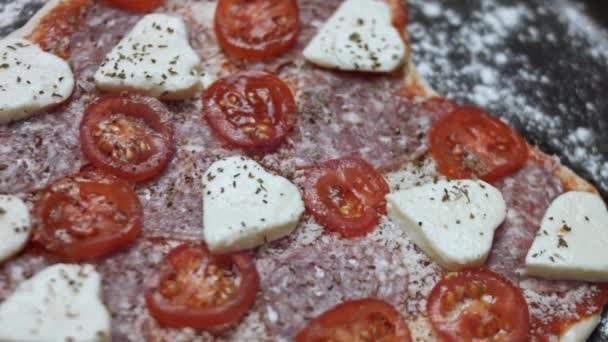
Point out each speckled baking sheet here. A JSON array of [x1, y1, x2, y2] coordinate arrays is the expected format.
[[1, 0, 607, 340]]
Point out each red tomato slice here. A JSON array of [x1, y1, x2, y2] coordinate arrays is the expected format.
[[203, 71, 296, 152], [145, 243, 259, 329], [303, 157, 390, 238], [102, 0, 164, 12], [295, 298, 412, 342], [80, 95, 174, 182], [427, 269, 530, 342], [32, 171, 142, 261], [214, 0, 299, 60], [24, 0, 91, 58], [429, 106, 528, 182]]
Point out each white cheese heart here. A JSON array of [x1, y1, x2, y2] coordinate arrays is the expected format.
[[203, 156, 305, 253], [0, 38, 74, 124], [386, 179, 507, 270], [525, 191, 608, 282], [0, 264, 111, 342], [0, 195, 31, 263], [95, 13, 202, 100], [303, 0, 406, 73]]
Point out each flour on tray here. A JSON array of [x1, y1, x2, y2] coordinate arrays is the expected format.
[[408, 0, 608, 196]]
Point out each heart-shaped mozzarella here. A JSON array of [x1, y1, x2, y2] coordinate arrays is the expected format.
[[95, 14, 202, 100], [386, 179, 506, 270], [0, 264, 111, 341], [0, 195, 31, 263], [203, 156, 305, 253], [525, 191, 608, 282], [0, 38, 74, 124], [303, 0, 406, 73]]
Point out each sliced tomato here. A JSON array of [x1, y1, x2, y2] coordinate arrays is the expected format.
[[215, 0, 299, 60], [203, 71, 296, 152], [145, 243, 259, 329], [427, 269, 530, 342], [80, 95, 174, 182], [303, 157, 390, 238], [32, 171, 142, 261], [102, 0, 164, 12], [295, 298, 412, 342], [429, 106, 528, 182], [24, 0, 91, 58]]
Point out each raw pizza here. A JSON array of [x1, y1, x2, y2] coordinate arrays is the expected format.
[[0, 0, 607, 341]]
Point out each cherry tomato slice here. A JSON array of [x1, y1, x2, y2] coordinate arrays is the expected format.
[[145, 243, 259, 329], [215, 0, 299, 60], [429, 106, 528, 182], [80, 95, 174, 182], [102, 0, 164, 12], [303, 157, 390, 238], [203, 71, 296, 152], [427, 269, 530, 342], [32, 171, 142, 261], [24, 0, 91, 58], [295, 298, 412, 342]]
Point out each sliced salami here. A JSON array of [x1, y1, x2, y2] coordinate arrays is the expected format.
[[257, 236, 409, 340], [488, 160, 607, 340]]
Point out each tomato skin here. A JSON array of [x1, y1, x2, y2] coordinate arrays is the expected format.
[[303, 157, 390, 238], [214, 0, 300, 60], [103, 0, 164, 12], [427, 269, 530, 342], [24, 0, 91, 58], [295, 298, 412, 342], [145, 243, 259, 329], [80, 94, 174, 182], [32, 171, 142, 261], [429, 106, 528, 182], [203, 71, 296, 152]]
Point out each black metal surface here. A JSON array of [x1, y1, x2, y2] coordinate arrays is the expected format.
[[1, 0, 607, 340], [406, 0, 608, 200]]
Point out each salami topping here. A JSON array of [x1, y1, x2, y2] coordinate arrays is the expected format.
[[488, 161, 608, 340], [282, 74, 434, 169], [257, 237, 409, 340]]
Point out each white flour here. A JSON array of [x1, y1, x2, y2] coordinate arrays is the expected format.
[[0, 0, 41, 30], [409, 0, 608, 196]]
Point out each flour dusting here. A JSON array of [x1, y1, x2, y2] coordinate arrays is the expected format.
[[408, 0, 608, 197], [0, 0, 42, 35]]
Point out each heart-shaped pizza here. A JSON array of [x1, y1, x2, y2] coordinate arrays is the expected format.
[[0, 0, 606, 341]]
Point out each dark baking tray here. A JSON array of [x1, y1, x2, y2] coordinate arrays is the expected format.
[[1, 0, 607, 340]]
